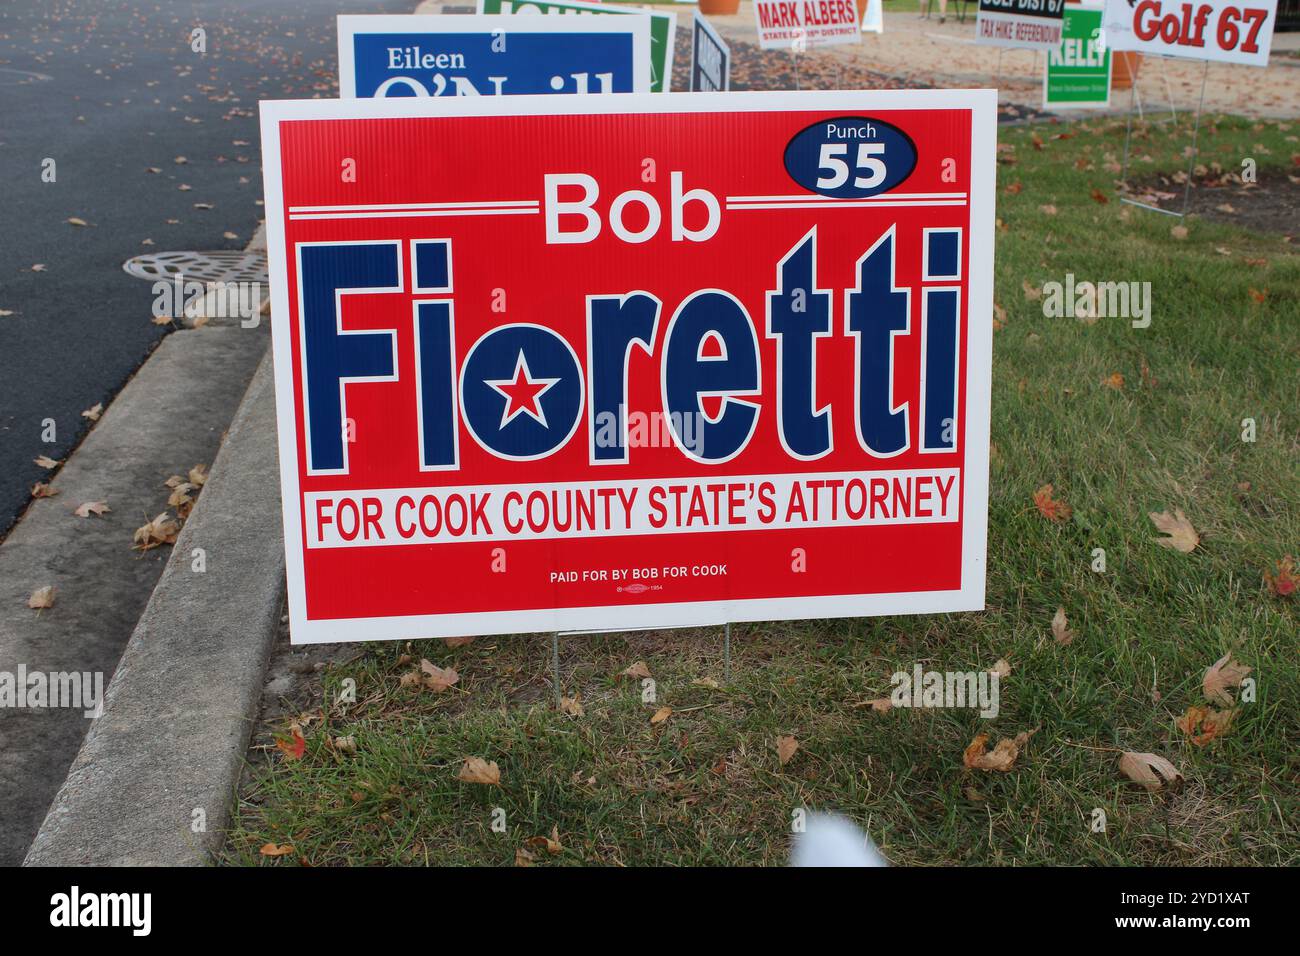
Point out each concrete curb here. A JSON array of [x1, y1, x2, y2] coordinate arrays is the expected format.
[[0, 323, 268, 865], [25, 348, 286, 866]]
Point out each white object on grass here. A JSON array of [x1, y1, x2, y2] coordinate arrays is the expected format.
[[791, 813, 889, 867]]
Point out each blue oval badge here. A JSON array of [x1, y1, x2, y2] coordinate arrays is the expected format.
[[784, 117, 917, 199]]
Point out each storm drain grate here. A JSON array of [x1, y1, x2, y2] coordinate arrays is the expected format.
[[122, 250, 268, 285]]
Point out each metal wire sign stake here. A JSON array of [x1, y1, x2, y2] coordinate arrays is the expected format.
[[1104, 0, 1278, 189], [1118, 57, 1210, 219]]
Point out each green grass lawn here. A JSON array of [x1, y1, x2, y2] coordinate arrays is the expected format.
[[224, 114, 1298, 867]]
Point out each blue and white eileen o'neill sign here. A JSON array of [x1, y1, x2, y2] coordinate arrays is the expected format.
[[337, 14, 652, 97]]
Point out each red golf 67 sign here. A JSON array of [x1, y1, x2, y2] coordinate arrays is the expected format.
[[1102, 0, 1277, 67], [259, 91, 996, 643]]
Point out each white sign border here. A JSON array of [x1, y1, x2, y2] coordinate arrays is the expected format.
[[259, 89, 997, 644], [337, 13, 653, 98]]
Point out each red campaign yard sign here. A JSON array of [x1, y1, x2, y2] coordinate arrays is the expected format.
[[259, 91, 997, 644]]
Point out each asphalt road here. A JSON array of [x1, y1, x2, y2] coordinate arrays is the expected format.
[[0, 0, 410, 538]]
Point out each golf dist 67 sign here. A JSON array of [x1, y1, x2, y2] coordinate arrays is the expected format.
[[259, 91, 996, 643]]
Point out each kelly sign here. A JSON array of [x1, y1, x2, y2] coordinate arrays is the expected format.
[[1101, 0, 1276, 67], [976, 0, 1066, 50], [1044, 1, 1110, 109], [477, 0, 676, 92], [337, 15, 651, 97], [691, 12, 730, 92], [753, 0, 862, 50], [259, 90, 996, 643]]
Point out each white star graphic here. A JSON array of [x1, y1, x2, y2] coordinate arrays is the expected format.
[[484, 350, 560, 430]]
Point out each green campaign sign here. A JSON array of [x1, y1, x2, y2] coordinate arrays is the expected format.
[[477, 0, 677, 93], [1043, 1, 1110, 109]]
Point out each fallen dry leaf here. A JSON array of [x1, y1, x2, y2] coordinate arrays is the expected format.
[[1202, 653, 1252, 706], [74, 501, 111, 518], [34, 455, 60, 469], [81, 403, 103, 421], [776, 735, 800, 766], [133, 512, 180, 550], [275, 723, 306, 760], [1051, 607, 1075, 645], [1264, 555, 1296, 598], [31, 482, 58, 499], [457, 756, 500, 785], [1033, 484, 1072, 522], [649, 706, 672, 725], [1103, 372, 1124, 390], [28, 585, 56, 610], [1039, 203, 1058, 215], [558, 694, 584, 717], [1170, 225, 1189, 240], [1118, 752, 1184, 791], [867, 697, 893, 713], [1149, 509, 1199, 553], [962, 730, 1035, 772], [1022, 280, 1043, 302], [1089, 188, 1109, 204], [259, 843, 294, 857], [621, 661, 652, 680], [418, 659, 459, 692], [444, 636, 474, 648], [67, 217, 89, 227], [1175, 705, 1236, 746], [514, 847, 535, 866], [691, 676, 720, 689], [167, 484, 195, 509], [990, 658, 1012, 678], [188, 463, 209, 486], [331, 734, 357, 755], [526, 826, 563, 856]]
